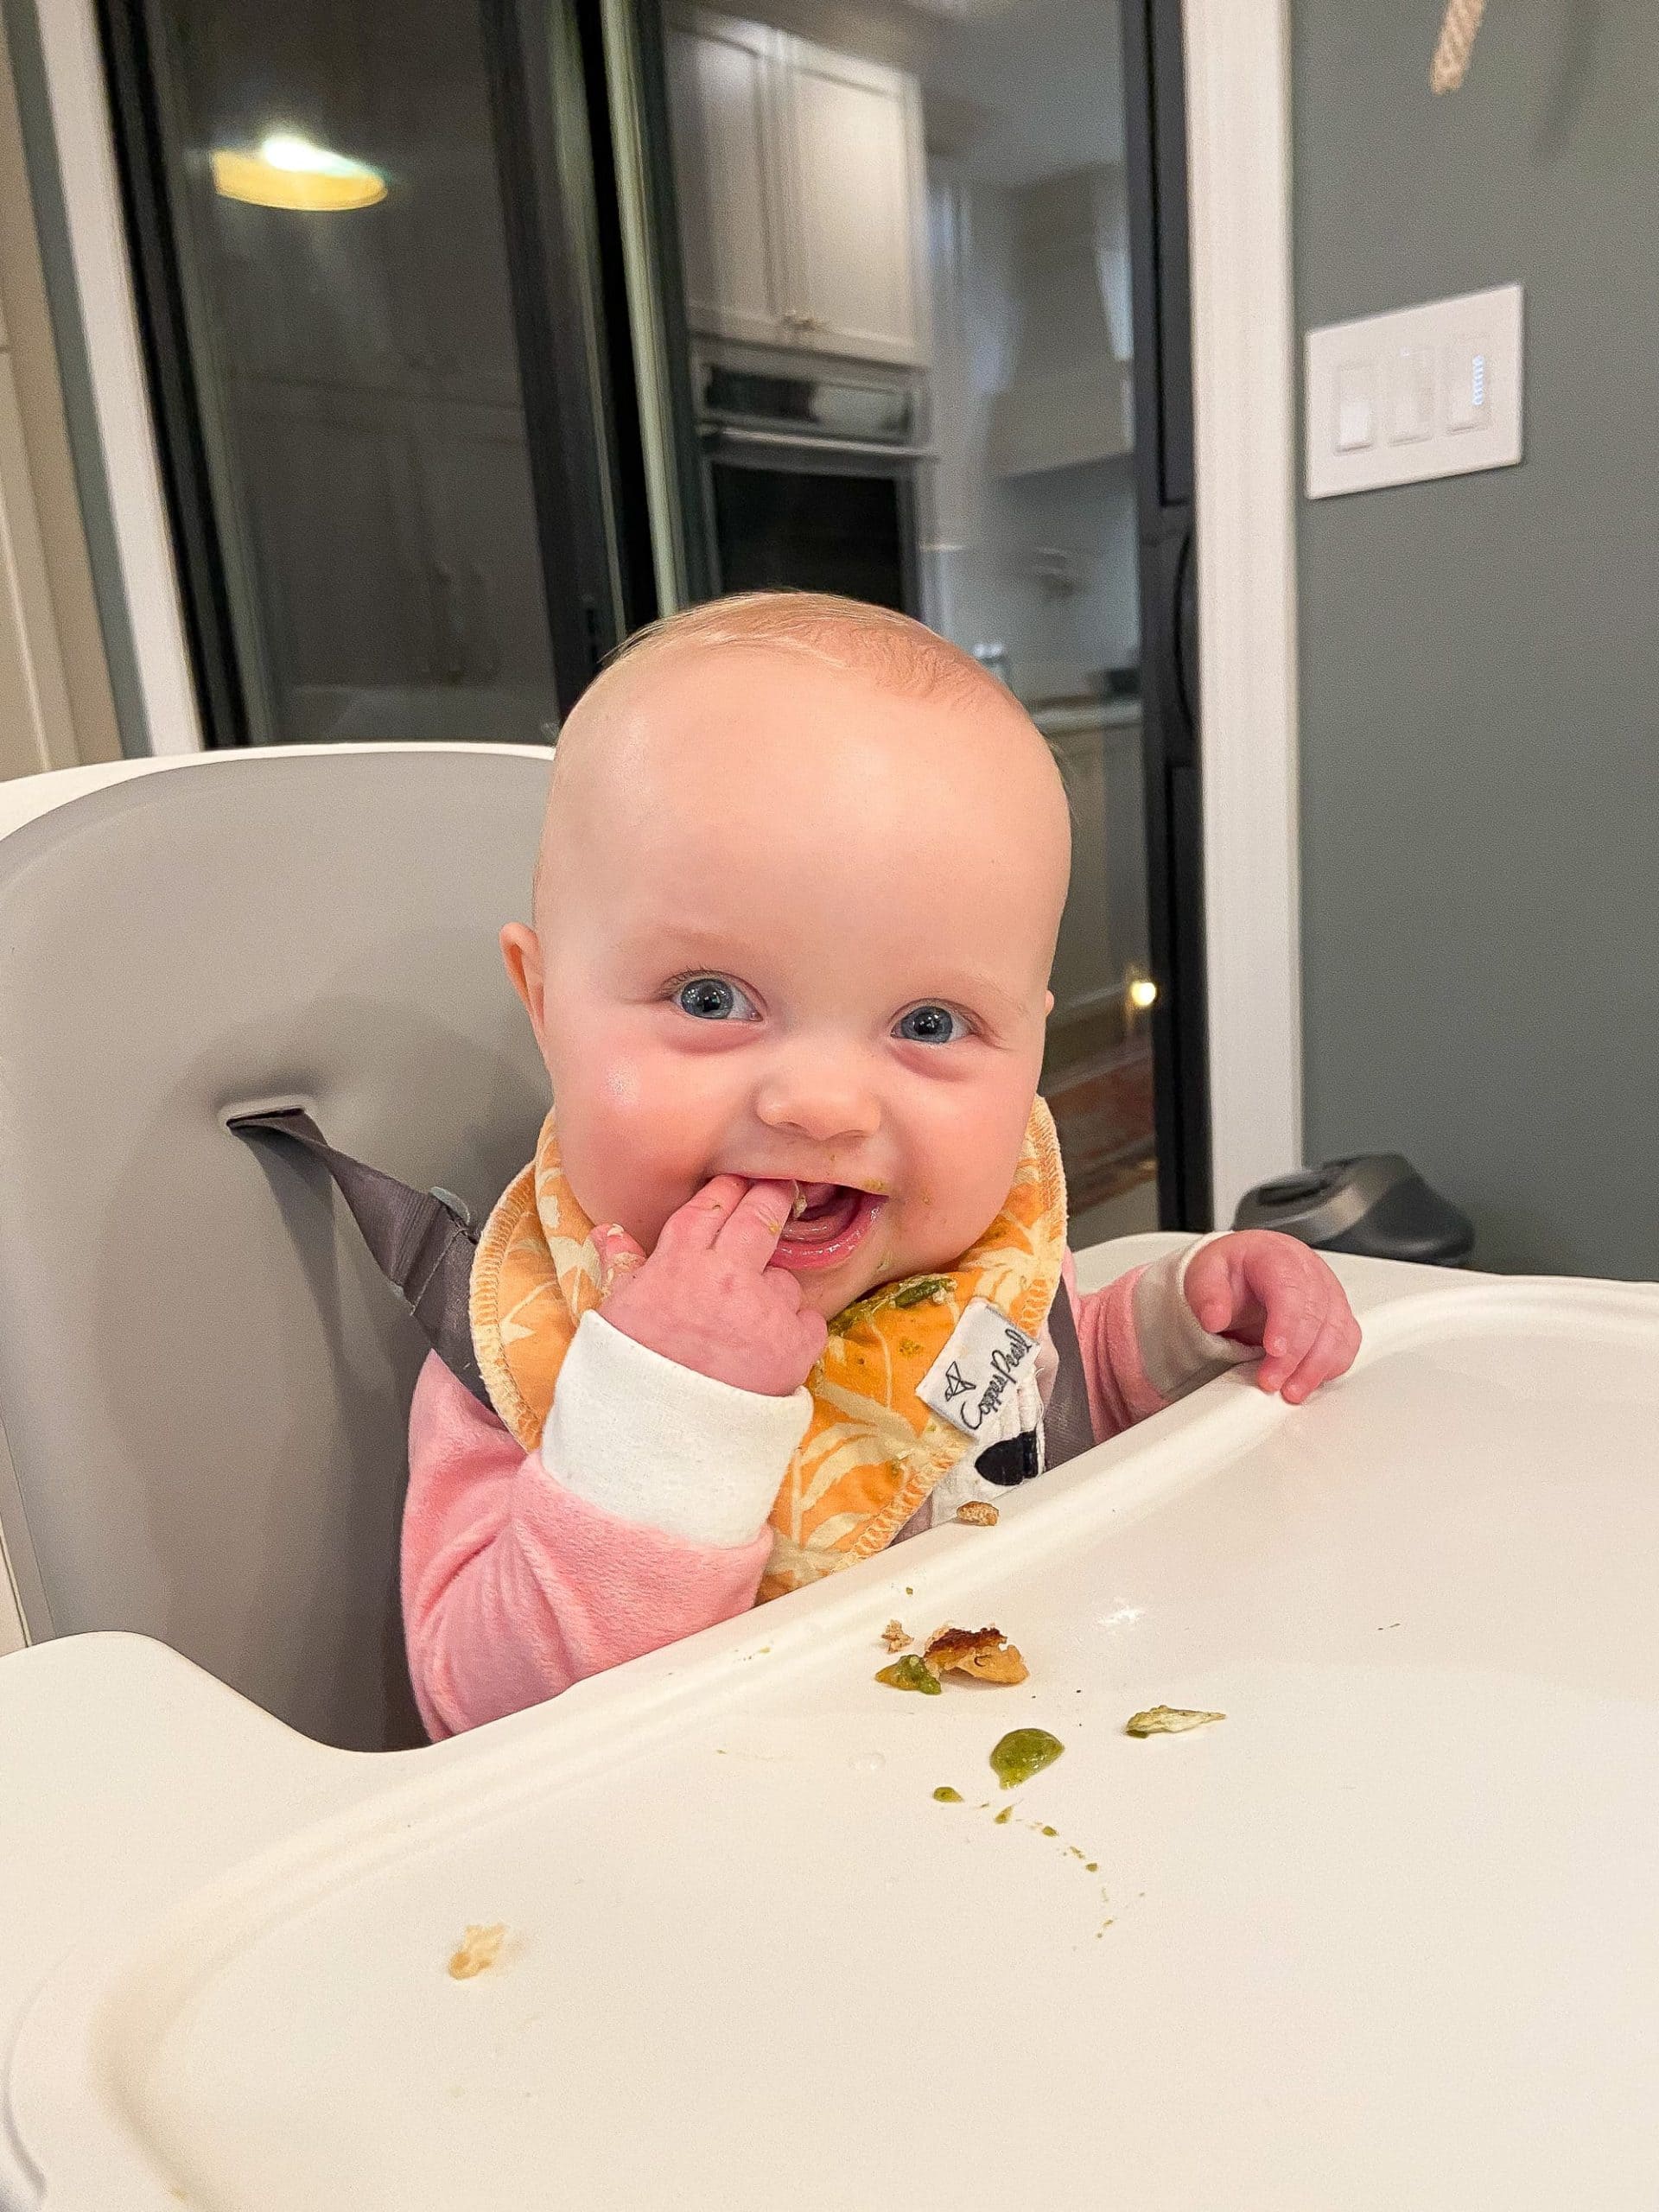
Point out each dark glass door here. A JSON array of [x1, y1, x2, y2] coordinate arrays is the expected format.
[[98, 0, 627, 746]]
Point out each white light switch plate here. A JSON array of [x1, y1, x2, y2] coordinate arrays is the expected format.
[[1305, 283, 1523, 500]]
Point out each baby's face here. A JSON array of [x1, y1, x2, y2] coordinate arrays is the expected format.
[[505, 643, 1070, 1317]]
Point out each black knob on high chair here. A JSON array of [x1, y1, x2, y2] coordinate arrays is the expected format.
[[1232, 1153, 1474, 1267]]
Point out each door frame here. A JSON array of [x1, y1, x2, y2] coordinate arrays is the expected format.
[[1122, 0, 1208, 1231], [1181, 0, 1303, 1221], [20, 0, 201, 753]]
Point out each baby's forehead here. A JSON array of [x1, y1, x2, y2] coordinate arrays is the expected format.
[[540, 630, 1065, 898]]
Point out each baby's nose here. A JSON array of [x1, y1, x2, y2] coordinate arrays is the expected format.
[[753, 1056, 881, 1146]]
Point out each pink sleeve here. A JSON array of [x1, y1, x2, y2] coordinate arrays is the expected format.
[[1065, 1243, 1255, 1444], [1063, 1251, 1170, 1442], [401, 1356, 771, 1739]]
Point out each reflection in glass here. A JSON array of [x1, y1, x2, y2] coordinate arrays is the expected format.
[[141, 1, 562, 747]]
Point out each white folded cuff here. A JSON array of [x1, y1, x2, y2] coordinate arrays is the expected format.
[[538, 1311, 812, 1548], [1131, 1237, 1256, 1403]]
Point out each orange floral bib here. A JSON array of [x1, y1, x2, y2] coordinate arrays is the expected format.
[[470, 1101, 1067, 1599]]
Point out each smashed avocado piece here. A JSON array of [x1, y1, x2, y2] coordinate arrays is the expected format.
[[989, 1727, 1065, 1789], [830, 1275, 950, 1337], [932, 1785, 963, 1802], [877, 1655, 941, 1694], [1125, 1705, 1225, 1736]]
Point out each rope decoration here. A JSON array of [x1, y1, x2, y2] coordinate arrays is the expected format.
[[1432, 0, 1488, 93]]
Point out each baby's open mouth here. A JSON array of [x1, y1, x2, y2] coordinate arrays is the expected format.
[[772, 1181, 885, 1272]]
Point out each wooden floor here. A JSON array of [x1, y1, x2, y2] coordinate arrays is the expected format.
[[1045, 1036, 1156, 1217]]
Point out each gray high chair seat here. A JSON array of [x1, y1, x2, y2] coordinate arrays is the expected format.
[[0, 747, 551, 1749]]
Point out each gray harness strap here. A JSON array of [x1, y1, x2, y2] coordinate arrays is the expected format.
[[231, 1112, 1100, 1467], [1042, 1282, 1096, 1469], [230, 1107, 487, 1405]]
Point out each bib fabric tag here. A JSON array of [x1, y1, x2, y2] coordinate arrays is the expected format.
[[917, 1299, 1039, 1440]]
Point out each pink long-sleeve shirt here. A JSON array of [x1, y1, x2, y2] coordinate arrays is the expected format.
[[404, 1243, 1249, 1738]]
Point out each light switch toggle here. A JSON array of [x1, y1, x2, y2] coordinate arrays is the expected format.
[[1446, 334, 1490, 432], [1335, 361, 1376, 453], [1389, 344, 1436, 444]]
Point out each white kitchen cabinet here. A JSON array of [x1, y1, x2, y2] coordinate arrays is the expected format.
[[1037, 701, 1149, 1059], [668, 14, 791, 350], [784, 44, 925, 365], [232, 378, 556, 744], [669, 10, 928, 367], [233, 384, 434, 696], [420, 403, 561, 693]]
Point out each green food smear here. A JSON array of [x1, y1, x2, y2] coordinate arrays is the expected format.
[[932, 1785, 963, 1803], [990, 1727, 1065, 1789], [877, 1655, 941, 1694], [830, 1276, 951, 1336], [994, 1806, 1014, 1825]]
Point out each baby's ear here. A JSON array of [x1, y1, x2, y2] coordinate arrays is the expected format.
[[499, 923, 546, 1043]]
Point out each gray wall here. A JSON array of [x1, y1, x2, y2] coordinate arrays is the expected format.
[[1291, 1, 1659, 1277]]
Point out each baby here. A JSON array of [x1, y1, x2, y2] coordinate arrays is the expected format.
[[403, 593, 1359, 1738]]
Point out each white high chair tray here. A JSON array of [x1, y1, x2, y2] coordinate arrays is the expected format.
[[9, 1273, 1659, 2209]]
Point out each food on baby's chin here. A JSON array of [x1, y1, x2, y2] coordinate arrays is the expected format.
[[924, 1625, 1027, 1685], [989, 1727, 1065, 1789], [447, 1923, 507, 1980], [876, 1654, 942, 1694], [954, 1500, 1000, 1527], [1124, 1705, 1225, 1736], [880, 1618, 912, 1653]]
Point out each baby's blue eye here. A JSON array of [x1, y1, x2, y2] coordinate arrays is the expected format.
[[894, 1003, 967, 1046], [677, 975, 758, 1022]]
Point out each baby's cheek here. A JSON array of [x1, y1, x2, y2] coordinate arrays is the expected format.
[[590, 1064, 734, 1224]]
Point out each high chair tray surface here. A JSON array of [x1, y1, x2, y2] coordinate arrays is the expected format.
[[4, 1265, 1659, 2209]]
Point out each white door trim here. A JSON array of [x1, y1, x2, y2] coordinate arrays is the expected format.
[[1182, 0, 1303, 1223], [32, 0, 201, 755]]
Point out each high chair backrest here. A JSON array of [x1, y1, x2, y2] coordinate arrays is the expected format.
[[0, 747, 550, 1748]]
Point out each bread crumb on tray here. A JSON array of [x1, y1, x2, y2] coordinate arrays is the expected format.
[[924, 1625, 1028, 1685], [1124, 1706, 1225, 1736], [448, 1923, 508, 1980]]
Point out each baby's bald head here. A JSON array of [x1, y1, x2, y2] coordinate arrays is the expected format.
[[532, 591, 1068, 938]]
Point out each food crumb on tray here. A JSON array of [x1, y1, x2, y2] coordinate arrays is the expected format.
[[1124, 1706, 1226, 1736], [990, 1727, 1065, 1789], [448, 1923, 508, 1980], [876, 1654, 942, 1694], [954, 1500, 999, 1526], [880, 1618, 912, 1652], [924, 1624, 1027, 1684]]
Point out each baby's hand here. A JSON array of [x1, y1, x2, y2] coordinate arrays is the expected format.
[[1184, 1230, 1361, 1404], [593, 1177, 828, 1398]]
